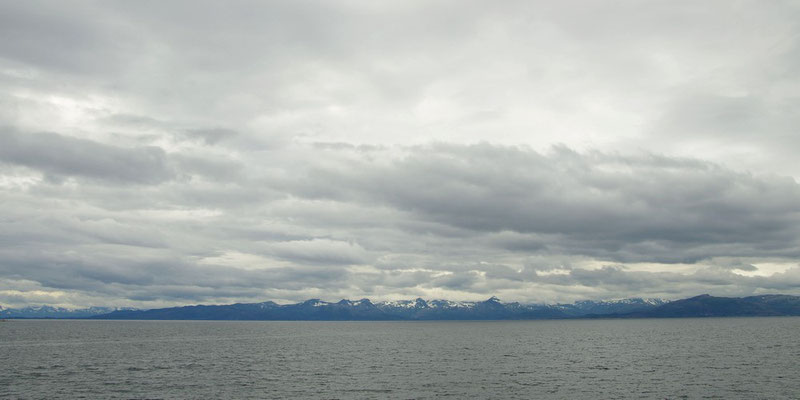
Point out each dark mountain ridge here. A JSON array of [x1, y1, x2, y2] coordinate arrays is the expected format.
[[599, 294, 800, 318], [0, 305, 133, 319], [5, 294, 798, 320], [88, 294, 800, 320]]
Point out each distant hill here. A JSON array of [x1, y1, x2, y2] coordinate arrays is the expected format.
[[0, 305, 133, 319], [602, 294, 800, 318]]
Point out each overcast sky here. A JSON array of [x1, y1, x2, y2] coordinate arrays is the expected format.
[[1, 0, 799, 308]]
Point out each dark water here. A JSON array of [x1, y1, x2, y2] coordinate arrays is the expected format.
[[1, 318, 798, 399]]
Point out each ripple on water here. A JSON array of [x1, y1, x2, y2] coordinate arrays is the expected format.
[[2, 318, 800, 399]]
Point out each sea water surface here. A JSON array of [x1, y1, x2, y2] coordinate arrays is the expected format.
[[2, 318, 798, 399]]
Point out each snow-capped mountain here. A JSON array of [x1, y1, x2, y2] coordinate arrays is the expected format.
[[9, 295, 799, 320], [91, 296, 673, 320], [375, 298, 478, 310], [555, 298, 670, 316]]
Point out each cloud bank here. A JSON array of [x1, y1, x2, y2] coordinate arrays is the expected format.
[[1, 0, 799, 307]]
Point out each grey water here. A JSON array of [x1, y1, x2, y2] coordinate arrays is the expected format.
[[1, 318, 798, 399]]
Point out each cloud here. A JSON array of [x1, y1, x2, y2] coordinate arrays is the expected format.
[[0, 1, 139, 76], [0, 1, 799, 307], [2, 140, 798, 306], [277, 143, 800, 263], [181, 128, 237, 145], [0, 128, 174, 184], [268, 238, 372, 266]]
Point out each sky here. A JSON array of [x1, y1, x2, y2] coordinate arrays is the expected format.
[[1, 0, 799, 308]]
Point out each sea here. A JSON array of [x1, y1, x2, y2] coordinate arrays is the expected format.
[[1, 317, 798, 399]]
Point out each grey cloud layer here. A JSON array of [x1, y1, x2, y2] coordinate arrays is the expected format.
[[0, 128, 173, 183], [1, 1, 799, 307], [279, 144, 800, 263], [1, 138, 799, 306], [3, 1, 798, 169]]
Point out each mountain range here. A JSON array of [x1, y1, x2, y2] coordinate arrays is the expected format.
[[598, 294, 800, 318], [3, 295, 798, 320], [0, 305, 133, 319]]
